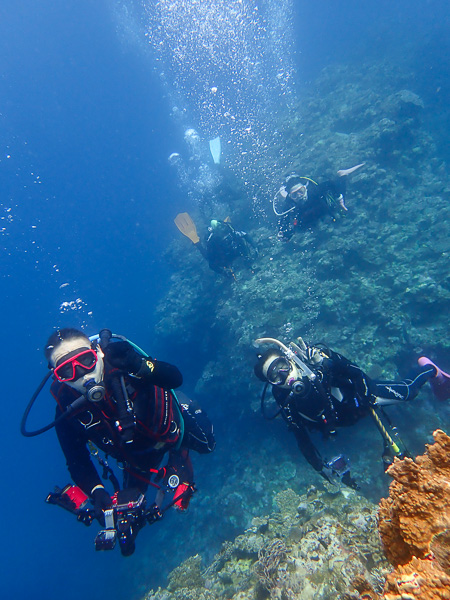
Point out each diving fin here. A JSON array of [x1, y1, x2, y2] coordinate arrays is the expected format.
[[209, 136, 221, 164], [174, 213, 200, 244], [418, 357, 450, 401], [337, 163, 365, 177]]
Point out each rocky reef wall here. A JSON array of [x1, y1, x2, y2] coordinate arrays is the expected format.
[[145, 485, 389, 600], [142, 432, 450, 600], [155, 59, 449, 505], [144, 59, 450, 595], [156, 60, 449, 419]]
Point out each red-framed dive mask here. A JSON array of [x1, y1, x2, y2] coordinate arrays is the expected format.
[[54, 348, 98, 382]]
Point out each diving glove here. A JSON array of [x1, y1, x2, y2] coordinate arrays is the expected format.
[[106, 341, 154, 377], [296, 337, 324, 366], [341, 471, 360, 491], [106, 341, 142, 373], [91, 485, 112, 525]]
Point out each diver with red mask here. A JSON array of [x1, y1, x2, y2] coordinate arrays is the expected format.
[[23, 327, 215, 555]]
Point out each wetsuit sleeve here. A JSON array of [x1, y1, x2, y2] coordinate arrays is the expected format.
[[166, 448, 194, 484], [289, 420, 324, 472], [273, 387, 324, 472], [325, 349, 372, 403], [316, 178, 346, 206], [244, 233, 257, 249], [177, 392, 216, 454], [237, 231, 257, 254], [144, 360, 183, 389], [277, 211, 294, 240], [208, 261, 228, 275], [55, 411, 102, 496]]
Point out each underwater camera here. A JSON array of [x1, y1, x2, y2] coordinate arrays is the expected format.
[[326, 454, 350, 477], [95, 489, 147, 556], [47, 486, 163, 556]]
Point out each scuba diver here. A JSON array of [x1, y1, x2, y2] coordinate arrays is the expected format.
[[254, 335, 450, 490], [273, 163, 364, 241], [175, 212, 257, 279], [22, 328, 215, 556]]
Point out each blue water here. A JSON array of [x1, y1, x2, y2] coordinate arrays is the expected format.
[[1, 1, 449, 598]]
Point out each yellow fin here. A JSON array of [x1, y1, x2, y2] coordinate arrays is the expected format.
[[174, 212, 200, 244]]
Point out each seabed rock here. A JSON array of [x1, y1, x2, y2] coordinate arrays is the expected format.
[[144, 486, 389, 600], [147, 59, 450, 600]]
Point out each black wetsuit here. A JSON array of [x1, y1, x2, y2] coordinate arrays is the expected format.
[[277, 178, 346, 239], [198, 222, 255, 275], [271, 347, 436, 473], [52, 351, 215, 496]]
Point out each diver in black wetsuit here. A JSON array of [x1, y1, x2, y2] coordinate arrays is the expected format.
[[44, 328, 215, 555], [198, 219, 257, 278], [254, 336, 450, 489], [273, 164, 364, 240]]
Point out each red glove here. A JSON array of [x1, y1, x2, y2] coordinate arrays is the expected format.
[[173, 482, 195, 511]]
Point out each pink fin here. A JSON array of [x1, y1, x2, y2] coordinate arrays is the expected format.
[[418, 357, 450, 401]]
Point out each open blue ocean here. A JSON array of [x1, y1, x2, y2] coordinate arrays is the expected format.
[[1, 1, 449, 599]]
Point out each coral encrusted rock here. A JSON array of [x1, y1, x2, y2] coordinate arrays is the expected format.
[[377, 430, 450, 599], [382, 556, 450, 600], [378, 429, 450, 566]]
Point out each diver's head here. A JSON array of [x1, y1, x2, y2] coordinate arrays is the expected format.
[[209, 219, 229, 235], [285, 174, 308, 203], [45, 328, 105, 401], [254, 349, 293, 386]]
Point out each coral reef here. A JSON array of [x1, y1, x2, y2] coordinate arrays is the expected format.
[[142, 58, 449, 597], [141, 435, 450, 600], [156, 60, 449, 439], [144, 486, 390, 600], [376, 430, 450, 600], [168, 556, 205, 592], [382, 557, 450, 600], [378, 429, 450, 565]]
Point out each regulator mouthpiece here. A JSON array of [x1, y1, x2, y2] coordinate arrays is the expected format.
[[292, 380, 306, 394], [85, 379, 105, 402]]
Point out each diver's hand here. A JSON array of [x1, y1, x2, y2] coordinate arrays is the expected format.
[[341, 471, 360, 491], [106, 341, 143, 374], [91, 486, 112, 525], [277, 232, 291, 243], [296, 338, 323, 366], [337, 193, 348, 211], [307, 347, 324, 366], [296, 337, 309, 361], [319, 466, 335, 485], [320, 464, 360, 491]]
